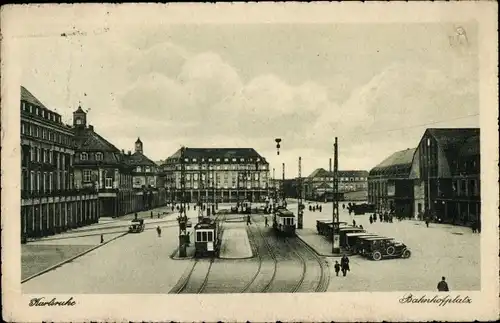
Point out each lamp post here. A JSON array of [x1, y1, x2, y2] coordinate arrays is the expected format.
[[177, 146, 188, 258], [282, 162, 285, 207], [297, 156, 303, 229], [332, 137, 340, 254], [427, 138, 432, 221]]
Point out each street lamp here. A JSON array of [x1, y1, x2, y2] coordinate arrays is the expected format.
[[275, 138, 282, 155]]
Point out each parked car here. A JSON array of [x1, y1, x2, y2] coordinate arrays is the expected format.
[[362, 237, 411, 260], [128, 218, 145, 233]]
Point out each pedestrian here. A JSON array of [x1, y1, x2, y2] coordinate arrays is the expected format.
[[247, 215, 251, 226], [100, 234, 104, 244], [342, 204, 345, 209], [319, 205, 322, 212], [341, 254, 350, 277], [352, 219, 356, 227], [369, 215, 373, 224], [265, 215, 269, 227], [425, 218, 429, 228], [471, 221, 477, 233], [437, 276, 449, 292], [156, 226, 162, 237], [151, 211, 153, 219], [373, 214, 376, 223], [334, 261, 341, 276]]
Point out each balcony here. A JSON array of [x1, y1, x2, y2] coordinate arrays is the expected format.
[[21, 188, 97, 199]]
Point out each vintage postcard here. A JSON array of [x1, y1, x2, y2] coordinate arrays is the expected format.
[[1, 2, 498, 322]]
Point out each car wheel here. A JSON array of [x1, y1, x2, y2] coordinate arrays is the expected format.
[[386, 246, 395, 256], [402, 249, 411, 258], [372, 251, 382, 261]]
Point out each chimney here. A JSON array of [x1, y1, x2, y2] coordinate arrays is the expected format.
[[122, 149, 125, 154], [128, 150, 131, 155], [88, 125, 94, 131]]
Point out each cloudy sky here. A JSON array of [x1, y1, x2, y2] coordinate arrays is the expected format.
[[18, 16, 479, 177]]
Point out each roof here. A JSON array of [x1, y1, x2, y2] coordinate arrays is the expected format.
[[73, 127, 123, 165], [135, 137, 142, 143], [166, 147, 267, 162], [426, 128, 480, 159], [21, 86, 49, 110], [369, 148, 416, 177], [126, 152, 157, 167], [307, 168, 369, 178]]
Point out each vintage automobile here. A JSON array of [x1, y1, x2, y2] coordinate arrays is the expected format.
[[344, 232, 379, 250], [352, 235, 387, 254], [362, 237, 412, 260], [338, 227, 366, 247], [128, 218, 145, 233]]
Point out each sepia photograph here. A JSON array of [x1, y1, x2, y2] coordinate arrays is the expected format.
[[1, 2, 498, 322]]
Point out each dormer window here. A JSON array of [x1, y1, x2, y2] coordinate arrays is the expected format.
[[232, 158, 236, 162], [193, 158, 197, 162], [137, 166, 142, 172], [216, 158, 220, 162], [240, 158, 244, 162], [81, 152, 88, 160], [95, 152, 103, 161], [145, 166, 150, 172], [224, 158, 228, 162], [29, 105, 33, 113], [208, 158, 213, 162], [256, 158, 260, 162], [75, 118, 82, 125]]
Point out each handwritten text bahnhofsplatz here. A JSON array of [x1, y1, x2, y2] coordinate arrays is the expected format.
[[399, 294, 472, 307]]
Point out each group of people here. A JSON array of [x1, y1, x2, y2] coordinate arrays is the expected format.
[[369, 212, 394, 224], [334, 255, 351, 277], [309, 204, 322, 212]]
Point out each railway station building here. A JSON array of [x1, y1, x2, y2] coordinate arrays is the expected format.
[[20, 86, 99, 239], [409, 128, 480, 225], [368, 148, 417, 219], [161, 147, 270, 203]]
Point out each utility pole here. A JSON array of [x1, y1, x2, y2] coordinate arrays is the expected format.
[[272, 167, 276, 211], [282, 162, 285, 207], [332, 138, 340, 254], [297, 157, 303, 229]]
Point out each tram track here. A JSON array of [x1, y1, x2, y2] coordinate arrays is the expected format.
[[172, 212, 226, 294]]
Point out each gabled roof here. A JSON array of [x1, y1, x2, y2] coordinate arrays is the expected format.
[[167, 147, 266, 162], [369, 148, 417, 177], [73, 127, 123, 165], [127, 152, 157, 167], [426, 128, 480, 160], [20, 86, 49, 110]]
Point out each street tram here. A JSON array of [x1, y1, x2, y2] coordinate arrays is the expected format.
[[273, 207, 296, 236], [194, 217, 221, 257]]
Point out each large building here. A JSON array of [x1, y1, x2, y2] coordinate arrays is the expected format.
[[304, 169, 369, 201], [72, 107, 137, 217], [409, 128, 480, 224], [161, 148, 270, 203], [368, 128, 481, 226], [126, 138, 167, 210], [368, 148, 417, 218], [20, 86, 99, 239]]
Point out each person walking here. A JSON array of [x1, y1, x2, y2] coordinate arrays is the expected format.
[[265, 215, 269, 227], [369, 215, 373, 224], [247, 215, 252, 226], [425, 218, 429, 228], [156, 226, 162, 238], [352, 219, 356, 227], [100, 234, 104, 244], [341, 254, 350, 277], [437, 277, 449, 292], [334, 261, 341, 276]]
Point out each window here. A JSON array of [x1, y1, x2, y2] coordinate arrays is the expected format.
[[145, 166, 150, 172], [36, 147, 40, 162], [81, 152, 88, 160], [208, 158, 213, 162], [240, 158, 244, 162], [232, 158, 236, 162], [186, 174, 191, 180], [105, 177, 113, 188], [49, 173, 53, 191], [216, 158, 220, 162], [21, 123, 25, 134], [35, 126, 39, 137], [83, 170, 91, 182], [30, 171, 35, 191], [95, 152, 103, 161], [137, 166, 142, 172], [194, 174, 198, 180], [30, 147, 35, 161]]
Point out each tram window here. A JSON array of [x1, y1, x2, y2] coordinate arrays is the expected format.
[[197, 232, 202, 242], [207, 231, 213, 242], [202, 232, 208, 242]]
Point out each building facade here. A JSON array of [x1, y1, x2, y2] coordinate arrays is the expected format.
[[72, 107, 135, 217], [409, 128, 480, 224], [127, 138, 167, 210], [20, 86, 99, 239], [368, 148, 416, 218], [304, 169, 369, 201], [162, 148, 270, 203]]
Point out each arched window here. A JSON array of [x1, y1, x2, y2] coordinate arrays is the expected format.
[[81, 152, 88, 161]]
